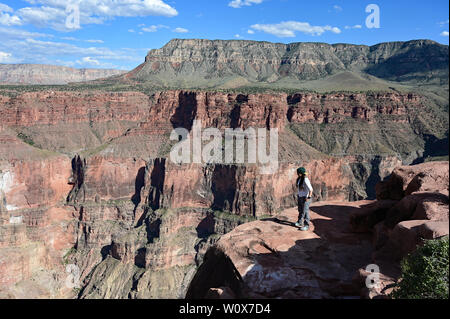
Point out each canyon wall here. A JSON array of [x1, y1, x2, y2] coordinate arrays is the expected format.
[[0, 88, 445, 298], [0, 90, 431, 163], [0, 90, 422, 128]]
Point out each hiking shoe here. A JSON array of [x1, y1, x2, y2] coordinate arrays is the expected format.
[[300, 226, 309, 231], [295, 222, 303, 227]]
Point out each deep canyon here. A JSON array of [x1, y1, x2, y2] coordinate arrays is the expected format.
[[0, 39, 448, 299]]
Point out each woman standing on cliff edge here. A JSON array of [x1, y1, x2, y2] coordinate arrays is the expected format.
[[295, 167, 313, 231]]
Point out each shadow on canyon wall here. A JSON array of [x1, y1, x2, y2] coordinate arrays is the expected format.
[[170, 92, 198, 131], [412, 133, 449, 164], [131, 166, 146, 211], [67, 155, 86, 203], [211, 165, 238, 213], [147, 158, 166, 211]]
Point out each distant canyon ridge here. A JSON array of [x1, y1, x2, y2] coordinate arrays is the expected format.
[[122, 38, 448, 90], [0, 64, 126, 85]]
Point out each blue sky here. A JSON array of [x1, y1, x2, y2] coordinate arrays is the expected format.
[[0, 0, 448, 70]]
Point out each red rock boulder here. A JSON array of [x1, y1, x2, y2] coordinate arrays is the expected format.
[[376, 161, 449, 200]]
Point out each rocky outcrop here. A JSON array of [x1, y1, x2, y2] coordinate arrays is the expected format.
[[376, 161, 449, 200], [188, 162, 449, 299], [0, 121, 376, 299], [0, 64, 126, 85], [351, 162, 449, 298], [186, 202, 374, 299]]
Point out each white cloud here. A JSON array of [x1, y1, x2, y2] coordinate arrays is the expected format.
[[2, 0, 178, 30], [77, 56, 100, 66], [0, 51, 13, 62], [173, 27, 188, 33], [439, 19, 449, 26], [12, 5, 101, 30], [60, 36, 104, 44], [0, 3, 22, 26], [86, 0, 177, 17], [247, 29, 254, 34], [0, 13, 21, 26], [235, 34, 241, 38], [73, 56, 122, 69], [17, 6, 65, 27], [142, 26, 157, 32], [441, 31, 449, 37], [86, 39, 104, 43], [141, 24, 167, 32], [128, 29, 135, 33], [0, 35, 145, 65], [333, 5, 343, 12], [0, 24, 146, 69], [0, 3, 13, 12], [0, 26, 51, 39], [250, 21, 342, 37], [344, 24, 362, 29], [229, 0, 263, 9]]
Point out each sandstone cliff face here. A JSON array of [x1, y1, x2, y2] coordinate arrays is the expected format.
[[0, 90, 422, 129], [0, 91, 150, 127], [65, 156, 356, 217], [0, 126, 76, 297], [0, 90, 431, 165], [1, 89, 436, 198], [0, 64, 126, 85]]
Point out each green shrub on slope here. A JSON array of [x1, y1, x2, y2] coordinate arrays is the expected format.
[[392, 237, 449, 299]]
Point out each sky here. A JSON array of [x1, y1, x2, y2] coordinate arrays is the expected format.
[[0, 0, 448, 70]]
